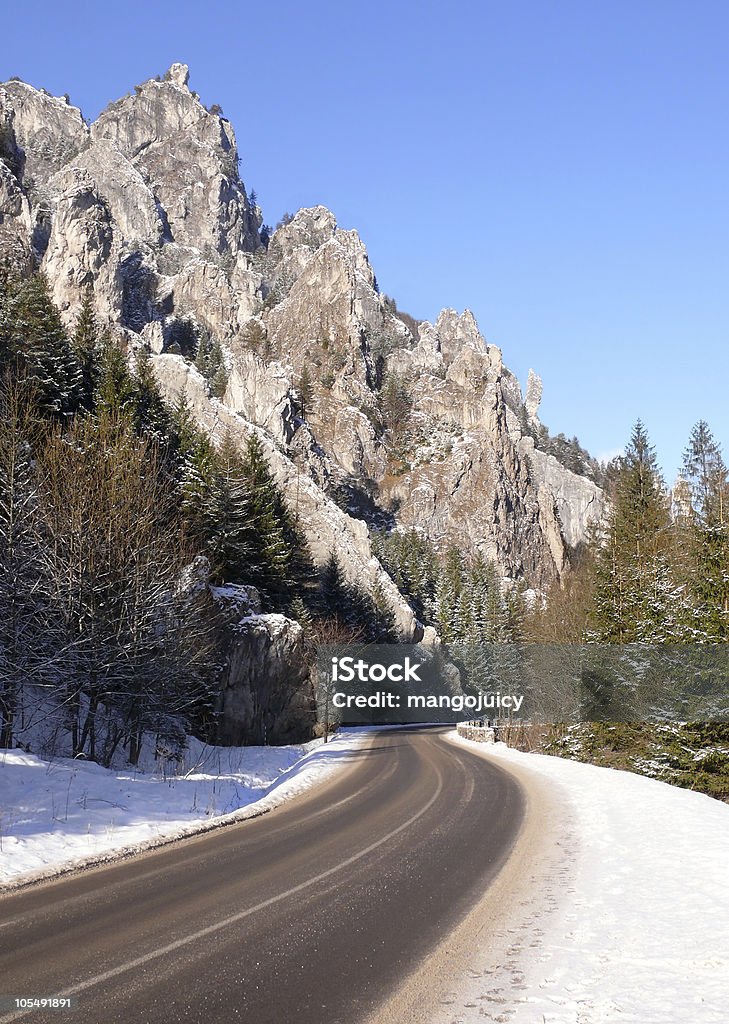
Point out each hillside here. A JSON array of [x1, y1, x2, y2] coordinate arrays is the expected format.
[[0, 63, 605, 614]]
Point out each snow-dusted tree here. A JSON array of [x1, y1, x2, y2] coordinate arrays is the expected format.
[[0, 375, 45, 747], [2, 272, 81, 417], [372, 528, 437, 623], [589, 421, 685, 642], [72, 291, 103, 411], [202, 431, 257, 584], [195, 332, 228, 398], [681, 420, 729, 638], [131, 346, 172, 444], [35, 410, 214, 762], [241, 432, 312, 606], [94, 333, 136, 416]]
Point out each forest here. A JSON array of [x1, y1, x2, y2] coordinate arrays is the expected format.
[[1, 263, 727, 795]]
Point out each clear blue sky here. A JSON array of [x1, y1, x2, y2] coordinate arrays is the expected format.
[[4, 0, 728, 481]]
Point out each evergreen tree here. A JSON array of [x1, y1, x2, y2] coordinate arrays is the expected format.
[[434, 547, 466, 643], [0, 375, 45, 747], [318, 551, 350, 619], [681, 421, 729, 638], [72, 292, 103, 411], [195, 332, 228, 398], [315, 551, 391, 641], [589, 421, 685, 642], [3, 273, 81, 416], [372, 528, 438, 623], [241, 433, 302, 604], [95, 334, 136, 416], [132, 347, 172, 443], [203, 432, 256, 584]]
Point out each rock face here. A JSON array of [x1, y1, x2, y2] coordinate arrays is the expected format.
[[210, 584, 315, 745], [0, 66, 607, 618]]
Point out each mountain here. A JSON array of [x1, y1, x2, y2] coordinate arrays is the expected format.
[[0, 63, 605, 638]]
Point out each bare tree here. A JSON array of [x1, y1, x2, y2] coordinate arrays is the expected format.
[[309, 615, 365, 742], [35, 410, 215, 763]]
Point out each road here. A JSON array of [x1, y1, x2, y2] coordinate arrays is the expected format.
[[0, 728, 525, 1024]]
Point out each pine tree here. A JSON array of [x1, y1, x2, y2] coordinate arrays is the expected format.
[[0, 375, 46, 747], [4, 273, 81, 416], [72, 292, 102, 411], [195, 332, 229, 398], [434, 547, 466, 643], [681, 421, 729, 638], [589, 421, 682, 642], [203, 432, 256, 583], [242, 433, 297, 603], [132, 347, 171, 443], [95, 334, 136, 415]]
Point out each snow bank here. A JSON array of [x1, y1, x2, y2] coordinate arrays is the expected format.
[[448, 732, 729, 1024], [0, 731, 365, 889]]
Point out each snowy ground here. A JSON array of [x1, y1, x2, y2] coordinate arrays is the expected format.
[[0, 730, 364, 889], [445, 732, 729, 1024]]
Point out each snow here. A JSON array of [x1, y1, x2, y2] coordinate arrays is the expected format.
[[447, 731, 729, 1024], [0, 730, 365, 889]]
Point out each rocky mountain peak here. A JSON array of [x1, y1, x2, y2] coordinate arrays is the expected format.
[[0, 80, 87, 187], [166, 62, 190, 89], [0, 66, 607, 626]]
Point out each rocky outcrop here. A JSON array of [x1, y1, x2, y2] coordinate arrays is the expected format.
[[91, 64, 259, 256], [521, 440, 604, 550], [150, 354, 420, 639], [0, 66, 606, 608], [210, 582, 315, 745], [0, 81, 87, 187]]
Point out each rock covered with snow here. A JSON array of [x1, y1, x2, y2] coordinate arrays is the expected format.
[[212, 597, 315, 746]]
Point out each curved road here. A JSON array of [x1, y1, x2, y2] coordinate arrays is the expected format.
[[0, 728, 524, 1024]]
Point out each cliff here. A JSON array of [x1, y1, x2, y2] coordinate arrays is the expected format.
[[0, 64, 606, 622]]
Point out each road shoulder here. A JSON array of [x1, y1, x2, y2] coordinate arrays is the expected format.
[[368, 730, 567, 1024]]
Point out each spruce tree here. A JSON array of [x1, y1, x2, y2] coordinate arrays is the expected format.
[[681, 421, 729, 638], [242, 433, 298, 604], [5, 273, 81, 416], [0, 375, 45, 747], [95, 334, 136, 416], [132, 347, 171, 443], [203, 432, 256, 584], [72, 292, 102, 411], [589, 421, 683, 642]]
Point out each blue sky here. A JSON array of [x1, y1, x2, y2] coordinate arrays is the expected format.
[[4, 0, 727, 480]]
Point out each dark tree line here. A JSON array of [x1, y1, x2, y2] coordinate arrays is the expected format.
[[0, 268, 402, 760]]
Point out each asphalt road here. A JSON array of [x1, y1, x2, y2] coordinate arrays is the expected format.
[[0, 728, 525, 1024]]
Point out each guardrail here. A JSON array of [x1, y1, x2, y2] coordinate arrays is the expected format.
[[456, 721, 496, 743]]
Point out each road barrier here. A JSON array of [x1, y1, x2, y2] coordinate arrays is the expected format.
[[456, 721, 495, 743]]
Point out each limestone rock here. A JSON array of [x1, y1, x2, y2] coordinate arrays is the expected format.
[[525, 368, 543, 421], [0, 66, 607, 610], [214, 610, 315, 745], [209, 581, 314, 745], [92, 67, 260, 255], [0, 81, 87, 187], [522, 439, 605, 550], [150, 354, 420, 639], [40, 167, 118, 319], [0, 162, 32, 267]]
